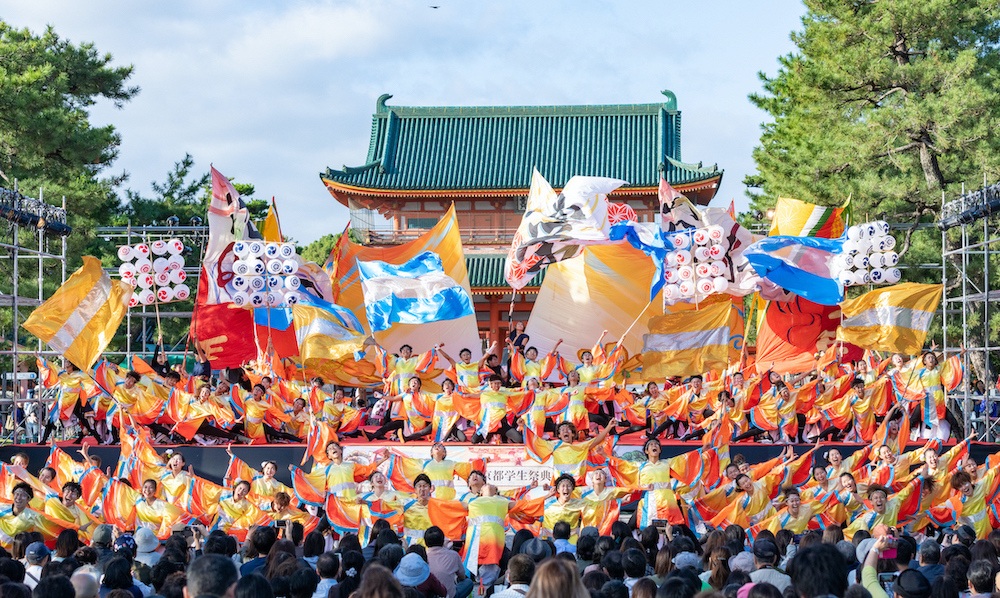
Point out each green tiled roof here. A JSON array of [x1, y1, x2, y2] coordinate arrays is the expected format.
[[466, 254, 544, 289], [322, 92, 721, 191]]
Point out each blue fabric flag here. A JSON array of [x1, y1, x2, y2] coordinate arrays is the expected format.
[[609, 221, 669, 300], [744, 235, 846, 305], [357, 251, 474, 332]]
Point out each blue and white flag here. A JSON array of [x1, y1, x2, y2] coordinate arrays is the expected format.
[[609, 221, 669, 301], [744, 235, 846, 305], [358, 251, 475, 332]]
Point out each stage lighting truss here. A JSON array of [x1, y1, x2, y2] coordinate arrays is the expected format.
[[0, 186, 71, 237], [937, 181, 1000, 231]]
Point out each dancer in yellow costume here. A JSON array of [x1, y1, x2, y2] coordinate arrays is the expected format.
[[388, 442, 483, 500]]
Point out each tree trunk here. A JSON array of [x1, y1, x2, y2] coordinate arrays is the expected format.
[[918, 140, 945, 189]]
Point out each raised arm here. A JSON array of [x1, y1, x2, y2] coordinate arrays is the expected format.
[[478, 341, 498, 369], [587, 420, 617, 452]]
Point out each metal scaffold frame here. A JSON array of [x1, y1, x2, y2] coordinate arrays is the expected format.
[[0, 185, 68, 444], [939, 181, 1000, 442]]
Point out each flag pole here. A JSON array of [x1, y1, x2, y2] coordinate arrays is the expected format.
[[618, 299, 653, 347]]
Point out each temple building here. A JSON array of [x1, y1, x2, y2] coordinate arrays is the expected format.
[[321, 91, 723, 344]]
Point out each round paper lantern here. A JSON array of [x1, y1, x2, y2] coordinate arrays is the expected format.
[[173, 284, 190, 300], [692, 229, 710, 245], [118, 263, 137, 279], [695, 263, 712, 278], [281, 259, 297, 275], [855, 269, 871, 285], [233, 241, 250, 259], [266, 292, 282, 307], [232, 276, 249, 291], [876, 220, 890, 236], [264, 243, 281, 259], [869, 268, 885, 283], [137, 273, 154, 288], [284, 292, 301, 305], [835, 254, 854, 270], [249, 276, 266, 291], [707, 225, 725, 242], [267, 276, 282, 290], [670, 234, 691, 250], [869, 253, 885, 268], [117, 246, 134, 261], [846, 226, 862, 241], [135, 258, 153, 274], [266, 259, 283, 275], [168, 269, 187, 285], [154, 271, 171, 286], [166, 255, 185, 270], [128, 295, 140, 308], [153, 257, 169, 273], [837, 270, 853, 287], [708, 244, 725, 259], [883, 235, 896, 251], [167, 239, 184, 255], [883, 251, 899, 267], [678, 281, 696, 297], [842, 240, 858, 255], [232, 260, 251, 276], [157, 287, 175, 302], [712, 277, 729, 293], [664, 284, 681, 300], [697, 278, 715, 294], [663, 268, 678, 283], [139, 290, 156, 305], [284, 276, 301, 290], [694, 247, 712, 262], [665, 252, 679, 267], [677, 265, 694, 280], [710, 261, 726, 277], [121, 274, 136, 286], [247, 241, 265, 258], [279, 244, 296, 259], [248, 259, 266, 276], [133, 243, 150, 258], [675, 250, 691, 265], [249, 292, 267, 307], [151, 240, 168, 256], [864, 222, 878, 238], [884, 268, 901, 284], [852, 254, 869, 269], [855, 238, 872, 255], [231, 291, 251, 307], [873, 237, 889, 252]]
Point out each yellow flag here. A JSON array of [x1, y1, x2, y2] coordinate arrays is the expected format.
[[836, 283, 943, 355], [261, 200, 282, 242], [22, 256, 133, 370], [769, 196, 847, 238], [642, 301, 731, 379]]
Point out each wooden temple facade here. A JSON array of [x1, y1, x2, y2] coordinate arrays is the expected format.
[[321, 91, 723, 345]]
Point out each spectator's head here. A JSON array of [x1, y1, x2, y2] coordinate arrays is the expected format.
[[24, 542, 49, 567], [789, 543, 848, 598], [55, 529, 81, 559], [729, 552, 755, 573], [302, 531, 324, 558], [378, 543, 405, 572], [656, 578, 696, 598], [505, 553, 535, 586], [944, 554, 970, 589], [970, 540, 998, 568], [602, 581, 629, 598], [749, 583, 784, 598], [896, 538, 915, 570], [967, 560, 997, 594], [823, 527, 844, 545], [289, 568, 320, 598], [928, 576, 958, 598], [752, 539, 779, 568], [251, 526, 278, 557], [73, 547, 97, 567], [844, 585, 872, 598], [892, 569, 933, 598], [583, 571, 611, 593], [528, 558, 589, 598], [955, 526, 976, 547], [92, 525, 113, 548], [233, 573, 271, 598], [358, 564, 403, 598], [203, 536, 228, 555], [602, 550, 624, 580], [623, 548, 647, 579], [725, 525, 747, 548], [519, 538, 552, 563], [33, 576, 74, 598], [150, 560, 184, 594], [919, 540, 941, 566], [577, 535, 597, 561], [837, 541, 858, 568], [185, 554, 238, 598], [423, 526, 445, 548], [852, 530, 871, 547], [374, 529, 401, 555], [71, 571, 99, 598], [336, 551, 364, 598], [632, 579, 657, 598], [553, 521, 572, 541], [317, 552, 340, 580]]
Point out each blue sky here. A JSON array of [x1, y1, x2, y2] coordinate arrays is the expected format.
[[6, 0, 806, 244]]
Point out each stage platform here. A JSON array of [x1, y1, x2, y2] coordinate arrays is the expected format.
[[1, 435, 989, 491]]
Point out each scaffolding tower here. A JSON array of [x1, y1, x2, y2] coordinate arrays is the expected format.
[[0, 185, 68, 443], [939, 182, 1000, 442]]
